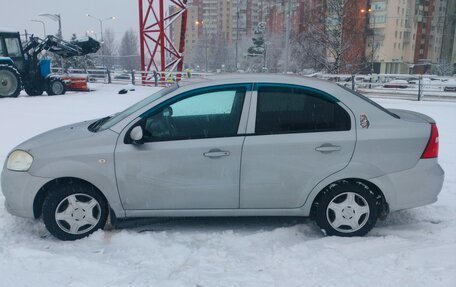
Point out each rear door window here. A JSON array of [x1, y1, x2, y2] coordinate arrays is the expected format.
[[256, 85, 351, 134]]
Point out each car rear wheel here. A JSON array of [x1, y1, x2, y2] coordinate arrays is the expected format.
[[315, 181, 378, 237], [0, 64, 21, 98], [42, 182, 108, 241]]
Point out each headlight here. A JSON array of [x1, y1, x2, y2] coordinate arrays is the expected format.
[[6, 150, 33, 171]]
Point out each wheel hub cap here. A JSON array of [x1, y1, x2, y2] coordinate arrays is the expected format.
[[326, 192, 370, 233], [0, 70, 18, 96], [52, 82, 64, 94], [71, 208, 86, 221], [341, 206, 355, 219], [55, 194, 101, 235]]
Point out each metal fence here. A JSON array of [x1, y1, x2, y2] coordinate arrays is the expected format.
[[52, 67, 456, 101], [51, 67, 210, 87], [310, 73, 456, 101]]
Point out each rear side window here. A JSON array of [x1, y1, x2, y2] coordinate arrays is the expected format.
[[256, 85, 350, 134]]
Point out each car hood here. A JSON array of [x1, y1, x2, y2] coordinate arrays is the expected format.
[[14, 119, 98, 153]]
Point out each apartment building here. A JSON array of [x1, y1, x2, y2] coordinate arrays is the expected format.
[[170, 0, 455, 74], [169, 4, 199, 55], [368, 0, 455, 74], [439, 0, 456, 65]]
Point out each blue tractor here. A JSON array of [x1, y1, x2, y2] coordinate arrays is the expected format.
[[0, 29, 100, 97]]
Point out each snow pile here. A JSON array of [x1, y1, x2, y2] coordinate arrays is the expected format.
[[0, 84, 455, 286]]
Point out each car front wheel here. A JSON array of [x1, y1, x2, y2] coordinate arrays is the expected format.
[[42, 182, 108, 240], [315, 181, 378, 237], [46, 78, 66, 96]]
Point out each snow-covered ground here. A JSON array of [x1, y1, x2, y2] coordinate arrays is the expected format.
[[0, 84, 455, 287]]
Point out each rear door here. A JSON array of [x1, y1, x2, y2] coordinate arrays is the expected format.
[[240, 84, 356, 209]]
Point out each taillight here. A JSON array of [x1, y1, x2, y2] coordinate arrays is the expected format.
[[421, 123, 439, 159]]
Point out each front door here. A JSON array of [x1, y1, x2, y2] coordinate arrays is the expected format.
[[240, 84, 356, 209], [115, 84, 250, 210]]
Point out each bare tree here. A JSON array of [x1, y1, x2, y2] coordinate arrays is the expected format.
[[210, 33, 231, 71], [119, 29, 140, 70], [100, 28, 117, 68], [432, 62, 455, 76], [289, 31, 324, 73], [303, 0, 367, 74], [264, 33, 284, 73]]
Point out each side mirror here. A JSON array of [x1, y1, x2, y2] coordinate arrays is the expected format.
[[130, 126, 143, 144]]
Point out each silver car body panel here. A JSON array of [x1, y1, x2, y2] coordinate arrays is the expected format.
[[3, 120, 126, 217], [1, 74, 444, 219]]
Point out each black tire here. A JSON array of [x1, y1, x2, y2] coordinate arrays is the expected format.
[[315, 180, 378, 237], [0, 64, 22, 98], [42, 181, 108, 241], [46, 78, 66, 96], [25, 86, 44, 96]]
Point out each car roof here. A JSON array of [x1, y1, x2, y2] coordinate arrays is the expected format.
[[178, 73, 335, 90]]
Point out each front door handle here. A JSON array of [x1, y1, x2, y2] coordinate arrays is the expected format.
[[315, 144, 341, 153], [203, 149, 230, 158]]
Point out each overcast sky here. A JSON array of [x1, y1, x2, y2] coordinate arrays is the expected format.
[[0, 0, 139, 41]]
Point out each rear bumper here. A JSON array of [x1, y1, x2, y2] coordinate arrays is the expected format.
[[1, 168, 50, 218], [371, 159, 444, 212]]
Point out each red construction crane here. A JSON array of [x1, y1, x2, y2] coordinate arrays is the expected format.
[[138, 0, 188, 84]]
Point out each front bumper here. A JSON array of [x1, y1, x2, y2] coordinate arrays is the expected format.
[[371, 159, 445, 212], [1, 168, 51, 218]]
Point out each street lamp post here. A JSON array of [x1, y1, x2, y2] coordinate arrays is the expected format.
[[195, 20, 208, 72], [361, 8, 375, 75], [86, 14, 116, 43], [86, 14, 116, 68], [235, 0, 240, 71], [284, 0, 291, 73], [31, 20, 46, 38]]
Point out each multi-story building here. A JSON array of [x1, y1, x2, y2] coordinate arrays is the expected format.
[[169, 4, 199, 56], [439, 0, 456, 66], [366, 0, 412, 74], [368, 0, 455, 74], [170, 0, 455, 74]]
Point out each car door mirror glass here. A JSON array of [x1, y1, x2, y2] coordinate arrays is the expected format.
[[130, 126, 144, 143]]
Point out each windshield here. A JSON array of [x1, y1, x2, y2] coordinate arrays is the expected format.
[[98, 86, 178, 131]]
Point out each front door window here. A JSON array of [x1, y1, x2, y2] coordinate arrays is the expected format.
[[142, 85, 247, 141]]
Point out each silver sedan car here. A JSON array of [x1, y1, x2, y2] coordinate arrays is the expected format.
[[1, 75, 444, 240]]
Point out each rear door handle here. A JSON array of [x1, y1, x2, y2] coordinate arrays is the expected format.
[[315, 144, 341, 153], [203, 149, 230, 158]]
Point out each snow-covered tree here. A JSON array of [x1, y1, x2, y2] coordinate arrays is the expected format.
[[246, 22, 267, 72]]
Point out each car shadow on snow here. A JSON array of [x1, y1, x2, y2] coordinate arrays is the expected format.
[[114, 216, 322, 235]]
